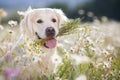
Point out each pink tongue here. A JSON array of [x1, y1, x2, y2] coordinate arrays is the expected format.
[[45, 38, 57, 49]]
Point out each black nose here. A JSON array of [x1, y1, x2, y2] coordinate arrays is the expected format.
[[45, 27, 55, 37]]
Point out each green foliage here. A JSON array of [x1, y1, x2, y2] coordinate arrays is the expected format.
[[58, 18, 80, 36], [57, 47, 66, 56], [56, 49, 120, 80], [84, 40, 95, 58], [33, 39, 46, 45], [57, 56, 77, 80], [85, 53, 120, 80], [78, 62, 91, 74]]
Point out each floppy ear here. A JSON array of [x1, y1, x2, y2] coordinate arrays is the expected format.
[[20, 13, 34, 38], [54, 9, 68, 28]]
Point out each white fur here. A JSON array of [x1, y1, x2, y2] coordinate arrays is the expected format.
[[20, 8, 68, 39], [15, 8, 68, 79]]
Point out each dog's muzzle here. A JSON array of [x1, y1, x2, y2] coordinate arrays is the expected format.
[[45, 27, 55, 38], [35, 30, 57, 49]]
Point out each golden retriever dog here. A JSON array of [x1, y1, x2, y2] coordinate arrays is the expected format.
[[13, 8, 68, 80]]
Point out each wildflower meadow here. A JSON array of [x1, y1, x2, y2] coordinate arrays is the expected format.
[[0, 9, 120, 80]]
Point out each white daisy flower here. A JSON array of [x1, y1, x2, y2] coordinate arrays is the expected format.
[[51, 53, 62, 66], [70, 54, 90, 65], [0, 25, 4, 30], [75, 74, 87, 80], [8, 20, 18, 27], [17, 11, 25, 16]]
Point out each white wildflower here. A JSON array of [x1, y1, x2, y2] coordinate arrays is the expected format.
[[101, 16, 108, 22], [0, 25, 4, 30], [51, 52, 62, 73], [14, 56, 21, 62], [8, 20, 18, 27], [71, 54, 90, 65], [106, 45, 114, 51], [32, 56, 41, 62], [112, 78, 116, 80], [87, 11, 94, 17], [51, 53, 62, 66], [78, 10, 85, 15], [17, 11, 25, 16], [75, 74, 87, 80], [55, 77, 62, 80], [104, 61, 111, 68]]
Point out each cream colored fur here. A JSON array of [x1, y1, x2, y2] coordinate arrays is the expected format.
[[16, 8, 68, 80]]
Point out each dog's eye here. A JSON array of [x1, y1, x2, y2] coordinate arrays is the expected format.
[[37, 19, 43, 23], [52, 18, 56, 23]]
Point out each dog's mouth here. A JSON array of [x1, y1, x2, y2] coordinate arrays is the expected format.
[[44, 38, 57, 49], [35, 32, 57, 49]]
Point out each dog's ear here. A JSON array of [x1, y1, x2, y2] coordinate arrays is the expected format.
[[20, 12, 34, 37], [54, 9, 68, 28]]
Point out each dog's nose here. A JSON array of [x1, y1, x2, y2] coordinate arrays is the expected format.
[[46, 27, 55, 37]]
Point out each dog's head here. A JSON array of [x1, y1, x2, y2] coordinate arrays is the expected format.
[[20, 8, 68, 49]]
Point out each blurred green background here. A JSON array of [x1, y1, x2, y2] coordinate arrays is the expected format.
[[0, 0, 120, 24]]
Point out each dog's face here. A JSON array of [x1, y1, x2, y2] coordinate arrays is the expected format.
[[20, 8, 68, 49]]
